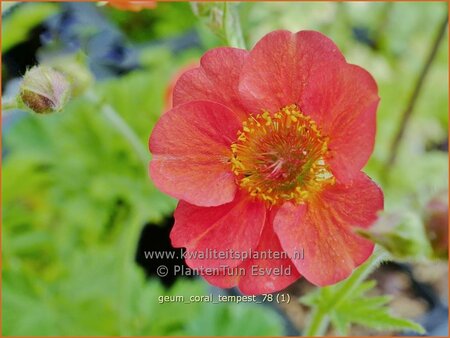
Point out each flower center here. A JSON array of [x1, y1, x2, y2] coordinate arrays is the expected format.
[[230, 104, 335, 205]]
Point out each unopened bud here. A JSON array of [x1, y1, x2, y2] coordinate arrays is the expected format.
[[357, 211, 433, 261], [20, 66, 71, 114], [45, 55, 93, 97], [424, 191, 448, 259]]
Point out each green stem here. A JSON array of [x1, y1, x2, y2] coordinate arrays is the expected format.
[[100, 104, 149, 167], [304, 307, 331, 337], [223, 2, 246, 49], [385, 13, 448, 172], [304, 246, 389, 336], [191, 2, 246, 50], [83, 91, 147, 334], [85, 91, 148, 169], [1, 98, 19, 112]]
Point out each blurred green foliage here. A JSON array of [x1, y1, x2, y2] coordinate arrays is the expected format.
[[1, 2, 59, 53], [105, 1, 197, 42], [2, 1, 448, 336], [2, 48, 284, 336]]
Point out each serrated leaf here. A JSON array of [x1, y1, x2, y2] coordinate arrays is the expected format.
[[344, 308, 425, 334], [300, 283, 334, 307], [332, 280, 425, 334], [303, 278, 426, 335], [350, 279, 377, 298], [338, 295, 392, 313]]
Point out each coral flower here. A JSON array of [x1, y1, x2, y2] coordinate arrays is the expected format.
[[108, 0, 156, 12], [149, 30, 383, 294]]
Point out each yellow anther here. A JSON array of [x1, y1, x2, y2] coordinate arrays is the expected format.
[[230, 104, 335, 206]]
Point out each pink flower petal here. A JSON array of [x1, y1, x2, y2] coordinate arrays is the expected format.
[[171, 192, 266, 269], [239, 30, 345, 114], [301, 63, 379, 182], [274, 172, 383, 286], [149, 101, 241, 206], [201, 211, 302, 294], [173, 47, 249, 120], [238, 210, 301, 294]]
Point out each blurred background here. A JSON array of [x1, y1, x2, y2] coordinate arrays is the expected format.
[[1, 1, 448, 336]]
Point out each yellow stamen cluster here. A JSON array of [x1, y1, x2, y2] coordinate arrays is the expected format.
[[231, 104, 335, 205]]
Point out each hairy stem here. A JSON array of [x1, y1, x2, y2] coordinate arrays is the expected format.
[[191, 2, 246, 49], [83, 91, 147, 333], [304, 307, 331, 337], [86, 91, 148, 169], [385, 13, 448, 170], [223, 2, 246, 49], [100, 104, 149, 168], [303, 246, 389, 336], [1, 98, 19, 112]]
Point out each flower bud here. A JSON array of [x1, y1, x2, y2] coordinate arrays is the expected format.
[[424, 191, 448, 259], [356, 211, 433, 261], [45, 55, 93, 97], [20, 65, 71, 114]]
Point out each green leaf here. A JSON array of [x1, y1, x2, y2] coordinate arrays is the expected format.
[[302, 280, 426, 335], [339, 303, 425, 334], [2, 56, 285, 336], [186, 302, 283, 336]]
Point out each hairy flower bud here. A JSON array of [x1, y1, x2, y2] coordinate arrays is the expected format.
[[424, 191, 448, 259], [45, 55, 93, 97], [20, 65, 71, 114], [357, 211, 433, 261]]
